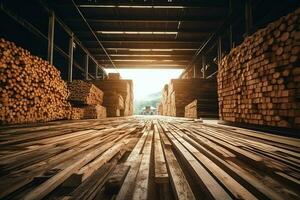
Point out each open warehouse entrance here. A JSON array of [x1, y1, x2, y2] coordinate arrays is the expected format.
[[0, 0, 300, 199]]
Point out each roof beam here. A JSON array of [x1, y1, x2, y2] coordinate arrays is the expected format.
[[64, 17, 223, 23], [83, 42, 201, 49], [74, 1, 227, 8], [74, 29, 213, 34], [82, 40, 204, 44]]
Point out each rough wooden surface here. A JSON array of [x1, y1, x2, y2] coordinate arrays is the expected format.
[[0, 116, 299, 199]]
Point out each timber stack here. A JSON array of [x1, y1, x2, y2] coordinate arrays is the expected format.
[[218, 8, 300, 129], [161, 84, 169, 115], [67, 80, 106, 119], [91, 78, 134, 117], [0, 38, 70, 124], [157, 102, 163, 115], [103, 91, 124, 117], [159, 78, 218, 117], [185, 98, 219, 118]]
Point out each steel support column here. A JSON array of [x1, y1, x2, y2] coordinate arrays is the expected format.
[[217, 37, 222, 64], [202, 55, 206, 78], [68, 34, 74, 82], [85, 55, 89, 80], [95, 66, 98, 79], [47, 11, 55, 65], [245, 0, 253, 35], [228, 0, 233, 49]]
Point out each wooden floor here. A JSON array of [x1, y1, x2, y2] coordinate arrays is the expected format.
[[0, 116, 299, 200]]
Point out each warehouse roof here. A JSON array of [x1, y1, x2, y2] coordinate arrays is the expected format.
[[48, 0, 228, 69]]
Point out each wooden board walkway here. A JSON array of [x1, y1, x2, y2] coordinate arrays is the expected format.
[[0, 116, 299, 200]]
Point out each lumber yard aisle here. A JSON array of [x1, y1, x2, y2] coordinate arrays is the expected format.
[[0, 116, 299, 200], [1, 1, 300, 200]]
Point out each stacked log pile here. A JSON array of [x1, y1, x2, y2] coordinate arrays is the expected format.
[[159, 78, 218, 117], [0, 38, 70, 124], [67, 80, 106, 119], [91, 79, 134, 116], [218, 8, 300, 129], [103, 91, 124, 117], [0, 116, 299, 200]]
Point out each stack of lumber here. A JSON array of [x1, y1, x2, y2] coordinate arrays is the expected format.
[[0, 38, 70, 124], [67, 80, 103, 105], [218, 8, 300, 129], [162, 84, 168, 115], [103, 91, 124, 117], [159, 78, 218, 117], [0, 116, 299, 200], [91, 79, 134, 116], [185, 99, 219, 118], [67, 80, 106, 119], [108, 73, 121, 80], [157, 102, 163, 115]]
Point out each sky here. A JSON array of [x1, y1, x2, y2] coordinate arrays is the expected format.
[[105, 68, 183, 100]]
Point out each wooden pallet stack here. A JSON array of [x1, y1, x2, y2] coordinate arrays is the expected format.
[[91, 79, 134, 116], [218, 8, 300, 129], [159, 78, 218, 117], [0, 38, 70, 124], [67, 80, 106, 119]]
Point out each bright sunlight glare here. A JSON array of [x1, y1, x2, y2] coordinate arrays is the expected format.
[[105, 68, 183, 100]]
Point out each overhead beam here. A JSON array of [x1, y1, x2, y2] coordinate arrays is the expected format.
[[74, 29, 213, 34], [94, 55, 192, 59], [74, 1, 227, 8], [83, 40, 204, 44], [83, 43, 201, 49], [64, 17, 224, 23], [103, 64, 185, 69]]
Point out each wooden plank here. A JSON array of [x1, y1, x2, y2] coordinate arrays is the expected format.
[[23, 138, 124, 200], [164, 129, 232, 200], [154, 124, 169, 183], [163, 145, 196, 200], [132, 130, 153, 200]]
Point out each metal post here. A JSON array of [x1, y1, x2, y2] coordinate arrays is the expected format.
[[85, 55, 89, 80], [47, 11, 55, 65], [95, 65, 98, 79], [68, 34, 74, 82], [217, 37, 222, 64], [229, 25, 233, 49], [245, 0, 253, 35], [202, 55, 206, 78], [229, 0, 233, 49]]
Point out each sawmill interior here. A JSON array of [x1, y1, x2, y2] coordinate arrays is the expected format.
[[0, 0, 300, 199]]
